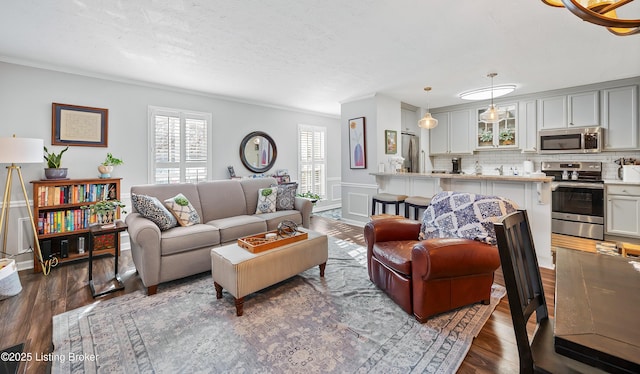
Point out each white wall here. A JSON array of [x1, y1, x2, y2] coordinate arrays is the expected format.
[[340, 93, 402, 224], [0, 62, 341, 267]]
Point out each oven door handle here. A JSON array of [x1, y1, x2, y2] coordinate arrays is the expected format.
[[552, 182, 604, 191]]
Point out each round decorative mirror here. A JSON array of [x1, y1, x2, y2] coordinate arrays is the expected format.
[[239, 131, 277, 173]]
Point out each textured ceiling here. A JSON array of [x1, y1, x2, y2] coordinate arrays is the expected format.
[[1, 1, 639, 116]]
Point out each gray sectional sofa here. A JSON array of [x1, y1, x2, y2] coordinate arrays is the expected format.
[[125, 177, 312, 295]]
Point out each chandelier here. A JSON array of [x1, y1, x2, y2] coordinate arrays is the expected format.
[[418, 86, 438, 129], [542, 0, 640, 36], [479, 73, 507, 124]]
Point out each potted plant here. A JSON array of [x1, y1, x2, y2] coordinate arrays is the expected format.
[[43, 146, 69, 179], [82, 199, 127, 226], [479, 130, 493, 145], [499, 128, 515, 145], [98, 153, 123, 178], [296, 191, 321, 206]]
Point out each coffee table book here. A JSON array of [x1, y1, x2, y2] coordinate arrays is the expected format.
[[237, 230, 308, 253]]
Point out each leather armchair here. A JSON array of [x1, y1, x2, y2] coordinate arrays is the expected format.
[[364, 218, 501, 322]]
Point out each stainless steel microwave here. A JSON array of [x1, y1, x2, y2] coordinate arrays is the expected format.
[[538, 127, 603, 154]]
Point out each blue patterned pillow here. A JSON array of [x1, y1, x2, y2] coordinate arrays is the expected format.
[[419, 191, 518, 245], [131, 193, 177, 231], [271, 183, 298, 211]]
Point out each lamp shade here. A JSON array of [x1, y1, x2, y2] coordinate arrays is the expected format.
[[0, 137, 44, 164], [480, 104, 507, 124], [418, 113, 439, 129]]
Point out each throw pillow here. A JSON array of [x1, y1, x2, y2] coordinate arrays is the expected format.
[[131, 193, 177, 231], [419, 191, 519, 246], [164, 193, 201, 227], [271, 183, 298, 211], [255, 187, 278, 214]]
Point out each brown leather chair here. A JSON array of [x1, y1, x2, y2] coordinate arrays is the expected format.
[[364, 218, 501, 322]]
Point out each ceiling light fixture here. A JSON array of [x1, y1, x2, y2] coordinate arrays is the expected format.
[[542, 0, 640, 36], [459, 84, 516, 101], [418, 87, 438, 129], [479, 73, 507, 124]]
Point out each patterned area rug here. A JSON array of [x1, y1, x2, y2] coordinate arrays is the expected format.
[[52, 238, 505, 373]]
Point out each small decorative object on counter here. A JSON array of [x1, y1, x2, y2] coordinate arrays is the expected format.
[[474, 161, 483, 175]]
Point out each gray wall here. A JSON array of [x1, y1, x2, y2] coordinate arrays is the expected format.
[[0, 61, 341, 268]]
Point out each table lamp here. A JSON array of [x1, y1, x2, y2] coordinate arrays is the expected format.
[[0, 135, 53, 275]]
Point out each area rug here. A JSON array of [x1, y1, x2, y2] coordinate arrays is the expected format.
[[52, 238, 505, 373]]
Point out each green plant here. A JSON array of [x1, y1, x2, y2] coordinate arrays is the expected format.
[[479, 130, 493, 142], [81, 199, 127, 215], [499, 128, 514, 142], [296, 191, 321, 205], [102, 153, 123, 166], [43, 146, 69, 168]]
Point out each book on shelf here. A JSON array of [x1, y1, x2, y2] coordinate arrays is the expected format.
[[37, 182, 116, 207]]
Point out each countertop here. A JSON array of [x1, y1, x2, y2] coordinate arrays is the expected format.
[[604, 179, 640, 185], [370, 172, 553, 183]]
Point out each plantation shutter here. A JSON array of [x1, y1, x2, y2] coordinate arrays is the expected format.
[[149, 107, 211, 184], [298, 124, 326, 197]]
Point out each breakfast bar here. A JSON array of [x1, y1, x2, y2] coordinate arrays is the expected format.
[[370, 172, 555, 268]]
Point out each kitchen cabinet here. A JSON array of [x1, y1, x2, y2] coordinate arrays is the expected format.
[[537, 91, 599, 130], [606, 184, 640, 238], [518, 100, 538, 152], [429, 109, 473, 155], [568, 90, 599, 127], [429, 112, 449, 155], [602, 85, 638, 150], [537, 95, 567, 130], [475, 103, 517, 150]]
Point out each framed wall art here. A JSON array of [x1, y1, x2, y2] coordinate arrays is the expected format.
[[348, 117, 366, 169], [385, 130, 397, 154], [52, 103, 109, 147]]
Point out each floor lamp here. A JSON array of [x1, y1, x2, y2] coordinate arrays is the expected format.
[[0, 136, 51, 275]]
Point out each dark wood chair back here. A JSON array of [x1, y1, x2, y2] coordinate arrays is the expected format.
[[494, 210, 605, 374]]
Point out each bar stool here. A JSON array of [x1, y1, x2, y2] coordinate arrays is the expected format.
[[404, 196, 431, 220], [371, 193, 408, 216]]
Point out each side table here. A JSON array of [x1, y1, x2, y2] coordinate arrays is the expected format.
[[88, 220, 127, 297]]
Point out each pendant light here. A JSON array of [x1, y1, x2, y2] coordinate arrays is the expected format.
[[480, 73, 507, 124], [418, 86, 438, 129]]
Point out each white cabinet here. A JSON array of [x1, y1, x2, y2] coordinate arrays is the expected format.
[[537, 91, 600, 130], [606, 184, 640, 238], [537, 95, 567, 130], [429, 112, 449, 155], [475, 103, 517, 150], [602, 85, 638, 150], [429, 110, 473, 155], [568, 91, 599, 127], [518, 100, 538, 152]]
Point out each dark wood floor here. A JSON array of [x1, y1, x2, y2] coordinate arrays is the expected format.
[[0, 215, 556, 373]]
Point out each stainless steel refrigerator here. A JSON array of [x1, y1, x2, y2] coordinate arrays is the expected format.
[[401, 132, 419, 173]]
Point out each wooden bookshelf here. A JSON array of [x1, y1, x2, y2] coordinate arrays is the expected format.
[[30, 178, 122, 272]]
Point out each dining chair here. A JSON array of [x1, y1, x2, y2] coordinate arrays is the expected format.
[[494, 210, 606, 374]]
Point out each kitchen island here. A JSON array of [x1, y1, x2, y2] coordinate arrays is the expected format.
[[371, 172, 555, 268]]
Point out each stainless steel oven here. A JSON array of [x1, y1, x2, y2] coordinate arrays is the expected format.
[[542, 161, 604, 240]]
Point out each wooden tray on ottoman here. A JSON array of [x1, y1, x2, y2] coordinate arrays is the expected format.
[[237, 230, 308, 253]]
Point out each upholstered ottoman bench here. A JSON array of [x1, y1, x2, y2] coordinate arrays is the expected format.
[[211, 228, 328, 316]]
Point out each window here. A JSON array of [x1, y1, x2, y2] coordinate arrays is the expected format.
[[148, 106, 212, 184], [298, 124, 326, 198]]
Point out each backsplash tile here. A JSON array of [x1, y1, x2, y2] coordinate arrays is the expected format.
[[432, 150, 640, 180]]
